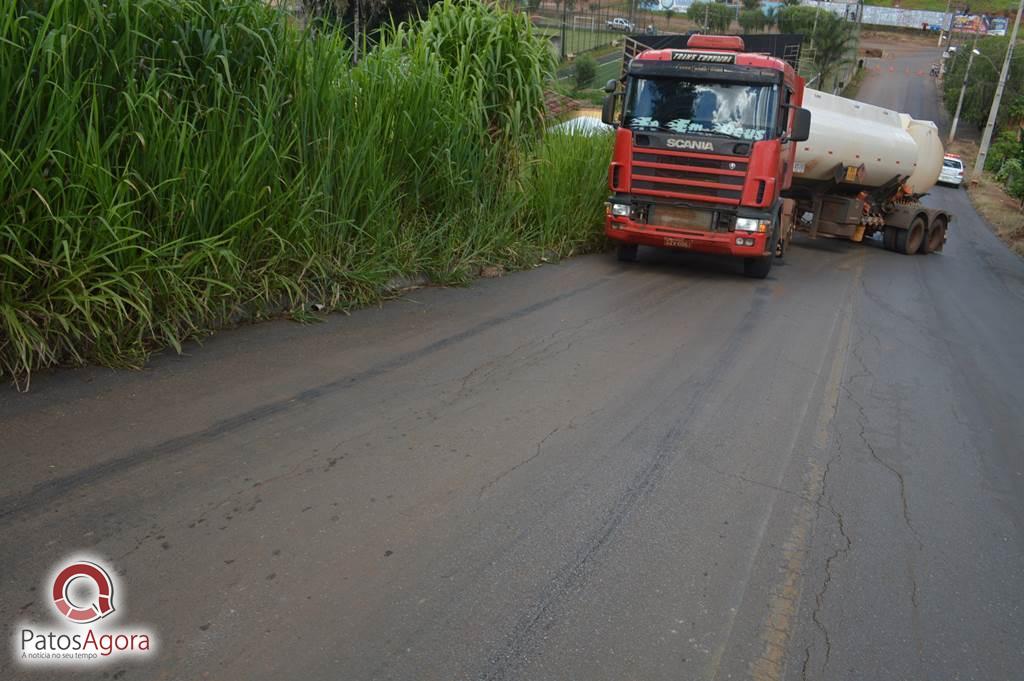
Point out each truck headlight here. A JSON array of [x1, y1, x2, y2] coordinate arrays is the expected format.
[[736, 217, 770, 233], [609, 203, 631, 217]]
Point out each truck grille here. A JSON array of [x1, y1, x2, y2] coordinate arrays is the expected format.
[[646, 205, 734, 234], [631, 149, 747, 205]]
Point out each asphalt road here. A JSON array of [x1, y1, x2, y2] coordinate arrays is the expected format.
[[2, 41, 1023, 681]]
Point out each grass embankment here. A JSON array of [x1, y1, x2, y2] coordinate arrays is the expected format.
[[0, 0, 613, 385], [842, 65, 868, 98]]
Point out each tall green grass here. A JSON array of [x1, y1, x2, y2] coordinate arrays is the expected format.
[[0, 0, 611, 386]]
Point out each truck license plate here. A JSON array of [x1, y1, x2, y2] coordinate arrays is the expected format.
[[664, 237, 692, 248]]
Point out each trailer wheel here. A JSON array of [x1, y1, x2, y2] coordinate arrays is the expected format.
[[883, 226, 898, 251], [616, 243, 639, 262], [896, 217, 926, 255], [922, 216, 947, 254]]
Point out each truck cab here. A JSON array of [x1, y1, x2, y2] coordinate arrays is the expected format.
[[602, 35, 811, 278]]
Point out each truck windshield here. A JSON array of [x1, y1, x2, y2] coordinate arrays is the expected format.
[[623, 77, 778, 141]]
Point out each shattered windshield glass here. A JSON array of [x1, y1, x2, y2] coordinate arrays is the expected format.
[[623, 77, 778, 141]]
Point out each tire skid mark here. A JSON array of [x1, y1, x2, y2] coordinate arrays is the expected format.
[[0, 272, 625, 525], [476, 288, 772, 681]]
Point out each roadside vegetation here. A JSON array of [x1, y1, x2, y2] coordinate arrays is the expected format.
[[687, 1, 737, 33], [0, 0, 612, 385], [941, 35, 1024, 205], [775, 5, 859, 90], [684, 1, 859, 90]]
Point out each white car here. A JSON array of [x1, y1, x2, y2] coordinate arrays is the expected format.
[[548, 115, 613, 136], [606, 17, 635, 32], [938, 153, 964, 187]]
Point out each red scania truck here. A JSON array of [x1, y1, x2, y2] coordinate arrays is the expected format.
[[601, 34, 951, 278]]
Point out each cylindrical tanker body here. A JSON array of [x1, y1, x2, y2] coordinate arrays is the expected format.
[[787, 89, 951, 256], [902, 115, 944, 193], [793, 89, 943, 194]]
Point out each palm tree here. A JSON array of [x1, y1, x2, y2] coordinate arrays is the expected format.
[[812, 13, 857, 92]]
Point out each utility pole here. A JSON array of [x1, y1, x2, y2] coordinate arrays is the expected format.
[[560, 0, 566, 61], [972, 0, 1023, 180], [948, 44, 977, 144], [939, 0, 953, 47], [811, 3, 819, 50], [848, 0, 866, 95]]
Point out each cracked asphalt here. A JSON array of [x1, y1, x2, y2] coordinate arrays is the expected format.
[[2, 40, 1022, 681]]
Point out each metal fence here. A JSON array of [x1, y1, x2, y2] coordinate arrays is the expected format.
[[524, 3, 696, 60]]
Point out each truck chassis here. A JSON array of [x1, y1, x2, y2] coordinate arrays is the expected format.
[[791, 164, 950, 255]]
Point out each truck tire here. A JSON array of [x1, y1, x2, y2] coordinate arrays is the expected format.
[[617, 243, 639, 262], [896, 217, 926, 255], [744, 226, 778, 278], [922, 216, 947, 254], [743, 255, 773, 278]]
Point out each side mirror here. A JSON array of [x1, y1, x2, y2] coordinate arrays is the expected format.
[[789, 107, 811, 142], [603, 79, 618, 94], [601, 93, 618, 127]]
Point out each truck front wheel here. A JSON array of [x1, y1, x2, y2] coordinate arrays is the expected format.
[[744, 226, 779, 278], [743, 255, 773, 279], [617, 243, 639, 262]]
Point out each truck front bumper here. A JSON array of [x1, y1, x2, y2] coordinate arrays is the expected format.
[[605, 215, 769, 258]]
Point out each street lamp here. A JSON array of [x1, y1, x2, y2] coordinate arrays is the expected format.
[[948, 46, 980, 145]]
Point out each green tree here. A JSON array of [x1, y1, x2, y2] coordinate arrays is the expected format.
[[775, 7, 857, 89], [738, 8, 767, 32], [942, 37, 1024, 131], [775, 5, 819, 35], [811, 12, 856, 89], [574, 53, 597, 89], [687, 1, 733, 33], [741, 0, 760, 9], [987, 129, 1024, 172]]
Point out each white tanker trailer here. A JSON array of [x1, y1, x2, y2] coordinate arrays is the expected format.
[[788, 88, 950, 255]]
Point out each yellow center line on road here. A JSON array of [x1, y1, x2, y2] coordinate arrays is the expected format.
[[748, 253, 863, 681]]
